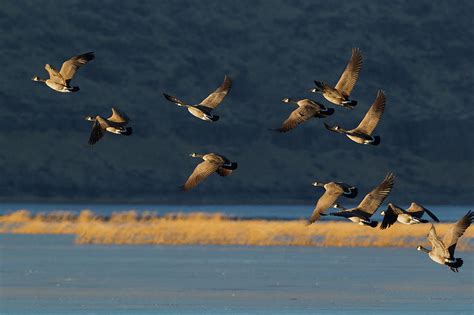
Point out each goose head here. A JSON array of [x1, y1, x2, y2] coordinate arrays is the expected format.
[[190, 153, 200, 157], [32, 76, 40, 82], [417, 245, 429, 253], [312, 181, 324, 187], [85, 116, 96, 122], [282, 98, 290, 103]]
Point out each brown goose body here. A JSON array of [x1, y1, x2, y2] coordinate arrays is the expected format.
[[163, 76, 232, 122], [417, 211, 473, 272], [308, 181, 358, 223], [324, 90, 386, 145], [311, 48, 362, 108], [86, 108, 132, 145], [274, 98, 334, 132], [183, 153, 238, 191], [329, 173, 395, 228], [380, 202, 440, 230], [32, 52, 95, 93]]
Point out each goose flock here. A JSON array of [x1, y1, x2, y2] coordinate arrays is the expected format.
[[31, 49, 472, 272]]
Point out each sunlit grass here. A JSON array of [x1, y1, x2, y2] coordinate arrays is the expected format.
[[1, 210, 473, 250]]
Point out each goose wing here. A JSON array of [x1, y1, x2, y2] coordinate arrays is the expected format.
[[88, 117, 107, 145], [59, 52, 95, 84], [356, 173, 395, 217], [309, 182, 345, 223], [107, 107, 130, 124], [406, 202, 425, 218], [353, 90, 385, 135], [45, 64, 66, 84], [183, 160, 223, 191], [334, 48, 363, 96], [276, 105, 318, 132], [380, 204, 404, 230], [407, 203, 439, 221], [427, 224, 449, 258], [442, 211, 474, 258], [198, 75, 232, 111]]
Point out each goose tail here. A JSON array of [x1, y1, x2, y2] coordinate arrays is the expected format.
[[367, 221, 378, 228], [371, 136, 381, 146], [121, 127, 133, 136], [341, 99, 357, 108], [446, 258, 463, 272], [320, 107, 335, 117]]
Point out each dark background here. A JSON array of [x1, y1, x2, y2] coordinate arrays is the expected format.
[[0, 0, 472, 204]]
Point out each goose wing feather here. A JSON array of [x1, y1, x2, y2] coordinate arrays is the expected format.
[[309, 182, 344, 223], [59, 52, 95, 84], [442, 211, 474, 258], [276, 105, 318, 132], [353, 90, 385, 135], [356, 173, 394, 216], [183, 160, 222, 191], [198, 75, 232, 110], [334, 48, 363, 96]]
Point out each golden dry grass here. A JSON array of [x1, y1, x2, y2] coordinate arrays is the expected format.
[[1, 210, 473, 250]]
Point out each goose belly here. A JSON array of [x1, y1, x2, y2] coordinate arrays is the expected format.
[[187, 107, 213, 121], [346, 135, 366, 144], [348, 217, 361, 224], [106, 127, 123, 134], [397, 214, 413, 225], [428, 253, 446, 265], [46, 80, 69, 92], [323, 91, 344, 105]]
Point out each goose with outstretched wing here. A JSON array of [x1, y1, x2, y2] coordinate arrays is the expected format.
[[310, 48, 362, 108], [324, 90, 386, 145], [417, 211, 473, 272], [32, 52, 95, 92], [329, 173, 395, 228], [163, 75, 232, 122], [308, 181, 358, 224], [182, 153, 237, 191]]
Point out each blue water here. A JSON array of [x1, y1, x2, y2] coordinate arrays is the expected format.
[[0, 203, 472, 222], [1, 235, 473, 314]]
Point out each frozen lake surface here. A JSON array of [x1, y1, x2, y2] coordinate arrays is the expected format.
[[1, 234, 473, 314]]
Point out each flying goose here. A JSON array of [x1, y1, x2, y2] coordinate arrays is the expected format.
[[85, 108, 132, 145], [273, 98, 334, 132], [324, 90, 386, 145], [310, 48, 362, 108], [32, 52, 95, 93], [183, 153, 238, 191], [308, 181, 358, 224], [417, 211, 473, 272], [329, 173, 395, 228], [163, 75, 232, 122], [380, 202, 440, 230]]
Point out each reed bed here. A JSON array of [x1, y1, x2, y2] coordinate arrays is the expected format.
[[1, 210, 473, 250]]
